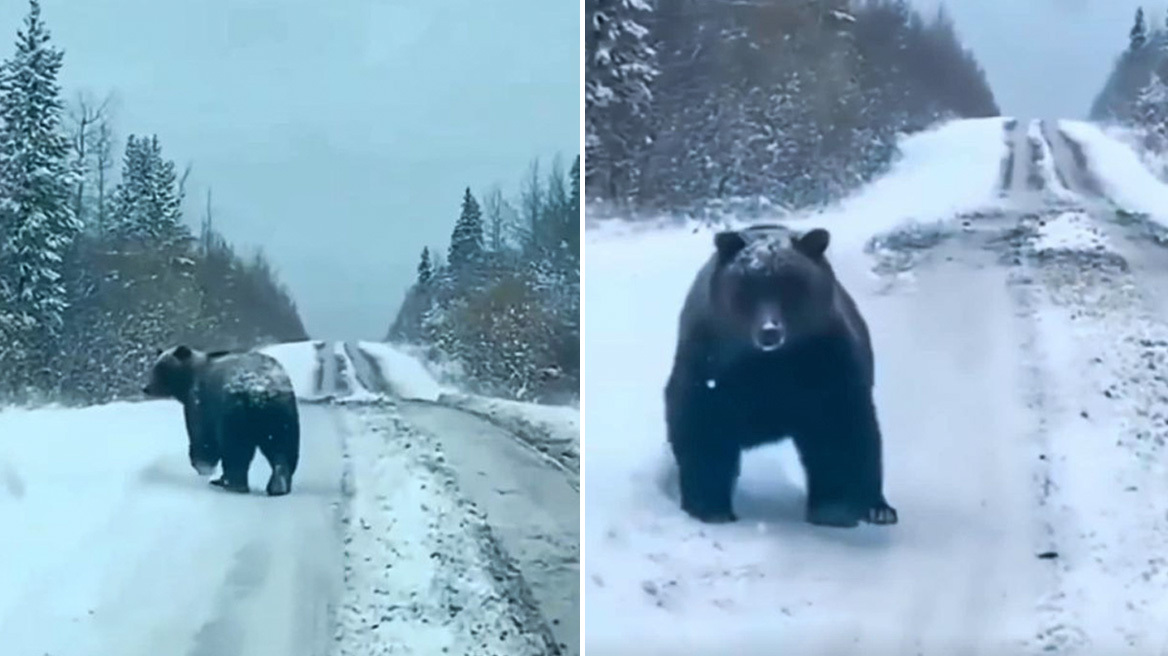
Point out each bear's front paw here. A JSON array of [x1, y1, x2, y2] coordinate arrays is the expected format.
[[806, 502, 861, 528], [210, 477, 249, 494], [266, 474, 291, 497], [864, 501, 898, 526], [681, 501, 738, 524]]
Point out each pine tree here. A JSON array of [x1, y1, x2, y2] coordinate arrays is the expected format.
[[0, 0, 81, 358], [585, 0, 659, 202], [1134, 70, 1168, 148], [417, 246, 433, 284], [569, 155, 580, 218], [448, 187, 484, 271], [110, 134, 188, 249], [1132, 7, 1148, 50], [568, 155, 581, 262]]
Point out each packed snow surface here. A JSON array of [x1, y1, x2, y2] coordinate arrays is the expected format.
[[332, 342, 381, 402], [0, 400, 344, 656], [1031, 211, 1109, 254]]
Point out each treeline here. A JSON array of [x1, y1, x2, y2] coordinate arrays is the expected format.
[[0, 1, 306, 406], [389, 156, 580, 404], [1090, 7, 1168, 152], [585, 0, 999, 215]]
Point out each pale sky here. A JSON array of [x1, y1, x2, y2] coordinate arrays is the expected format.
[[0, 0, 580, 340], [911, 0, 1155, 120]]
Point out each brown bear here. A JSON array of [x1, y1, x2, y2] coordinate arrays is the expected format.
[[664, 225, 897, 528], [143, 346, 300, 496]]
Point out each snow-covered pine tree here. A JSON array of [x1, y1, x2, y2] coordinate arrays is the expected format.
[[0, 0, 81, 366], [110, 133, 188, 249], [567, 155, 580, 262], [585, 0, 658, 202], [417, 246, 433, 284], [1134, 68, 1168, 150], [1132, 7, 1149, 50], [447, 187, 484, 272]]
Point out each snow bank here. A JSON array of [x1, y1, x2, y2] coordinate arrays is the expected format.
[[0, 401, 238, 652], [1061, 120, 1168, 226], [438, 393, 580, 474], [260, 340, 321, 399], [357, 341, 446, 402], [805, 117, 1009, 251]]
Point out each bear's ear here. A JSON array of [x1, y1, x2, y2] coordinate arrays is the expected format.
[[173, 345, 193, 361], [714, 230, 747, 264], [793, 228, 830, 259]]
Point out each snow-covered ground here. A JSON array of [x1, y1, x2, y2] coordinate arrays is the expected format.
[[805, 117, 1010, 250], [0, 399, 344, 656], [335, 405, 561, 656], [0, 339, 579, 655], [584, 118, 1168, 655], [1029, 211, 1110, 255], [356, 340, 448, 401], [1061, 120, 1168, 226], [261, 340, 323, 400], [438, 392, 581, 476]]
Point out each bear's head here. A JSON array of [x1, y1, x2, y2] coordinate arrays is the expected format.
[[143, 345, 219, 475], [142, 345, 202, 399], [710, 226, 836, 353]]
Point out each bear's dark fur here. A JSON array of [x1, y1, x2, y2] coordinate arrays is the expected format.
[[144, 345, 301, 496], [664, 225, 897, 528]]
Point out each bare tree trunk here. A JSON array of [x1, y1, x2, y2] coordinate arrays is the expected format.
[[68, 92, 113, 230]]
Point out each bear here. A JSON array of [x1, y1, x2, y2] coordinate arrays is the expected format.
[[663, 224, 897, 528], [143, 345, 301, 497]]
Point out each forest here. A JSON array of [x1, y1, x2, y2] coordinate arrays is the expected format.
[[0, 1, 306, 406], [585, 0, 999, 217], [1090, 6, 1168, 162], [389, 156, 580, 404]]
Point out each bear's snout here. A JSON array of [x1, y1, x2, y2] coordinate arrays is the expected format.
[[754, 324, 786, 351]]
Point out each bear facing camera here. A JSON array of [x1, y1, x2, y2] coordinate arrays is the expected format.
[[143, 345, 301, 497], [664, 224, 897, 528]]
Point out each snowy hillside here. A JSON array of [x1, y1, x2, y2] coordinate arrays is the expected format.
[[584, 117, 1168, 654]]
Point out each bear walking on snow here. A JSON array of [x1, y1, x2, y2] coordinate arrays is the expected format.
[[144, 346, 301, 496], [664, 225, 897, 528]]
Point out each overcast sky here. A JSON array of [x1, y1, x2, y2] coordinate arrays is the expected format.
[[911, 0, 1153, 120], [0, 0, 579, 340]]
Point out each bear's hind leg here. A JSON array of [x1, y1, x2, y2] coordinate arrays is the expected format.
[[259, 405, 299, 497], [212, 438, 255, 494], [260, 440, 293, 497]]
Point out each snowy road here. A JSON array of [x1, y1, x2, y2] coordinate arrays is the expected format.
[[585, 118, 1168, 655], [0, 402, 345, 656], [0, 340, 579, 656]]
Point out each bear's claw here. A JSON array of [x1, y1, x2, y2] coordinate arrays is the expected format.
[[864, 503, 898, 526], [210, 477, 249, 494]]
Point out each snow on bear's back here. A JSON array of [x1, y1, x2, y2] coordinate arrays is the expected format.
[[215, 352, 295, 399]]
